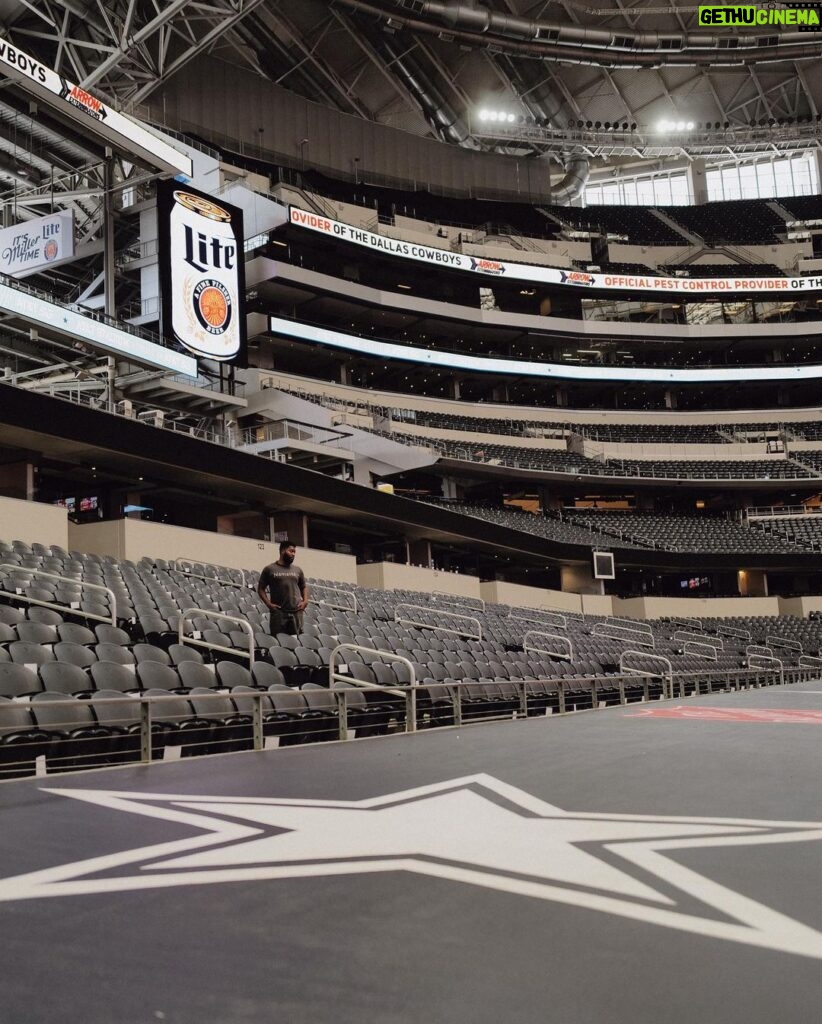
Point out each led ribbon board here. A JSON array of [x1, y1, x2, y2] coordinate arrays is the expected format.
[[0, 280, 196, 376], [0, 39, 192, 178], [158, 181, 247, 365], [269, 314, 822, 384], [288, 207, 821, 296]]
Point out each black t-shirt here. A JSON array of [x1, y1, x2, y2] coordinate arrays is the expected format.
[[259, 561, 306, 611]]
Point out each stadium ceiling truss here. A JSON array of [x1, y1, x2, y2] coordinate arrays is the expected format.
[[1, 0, 820, 172]]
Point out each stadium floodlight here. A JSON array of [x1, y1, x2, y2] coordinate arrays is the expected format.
[[478, 110, 489, 121], [657, 119, 695, 132]]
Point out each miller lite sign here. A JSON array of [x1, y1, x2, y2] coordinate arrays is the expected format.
[[157, 181, 246, 365]]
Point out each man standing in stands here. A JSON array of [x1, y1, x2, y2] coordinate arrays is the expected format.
[[258, 541, 310, 636]]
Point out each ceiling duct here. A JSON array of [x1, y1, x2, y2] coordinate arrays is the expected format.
[[371, 31, 469, 144], [550, 154, 590, 205], [341, 0, 822, 67], [497, 56, 588, 204]]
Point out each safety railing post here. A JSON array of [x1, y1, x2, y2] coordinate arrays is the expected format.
[[252, 696, 264, 751], [140, 699, 152, 764], [405, 687, 417, 734], [452, 683, 463, 728], [518, 680, 528, 718], [336, 689, 349, 741]]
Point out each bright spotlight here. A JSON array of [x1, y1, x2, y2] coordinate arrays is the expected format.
[[676, 120, 685, 130], [478, 109, 489, 121], [657, 120, 668, 132], [506, 113, 516, 123], [488, 111, 498, 121], [686, 121, 694, 130]]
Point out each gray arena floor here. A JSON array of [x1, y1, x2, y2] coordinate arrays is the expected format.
[[4, 682, 822, 1023]]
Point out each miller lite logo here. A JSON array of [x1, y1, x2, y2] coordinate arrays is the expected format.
[[166, 189, 244, 362]]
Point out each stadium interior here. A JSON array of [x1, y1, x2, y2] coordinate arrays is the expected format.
[[3, 3, 822, 1020]]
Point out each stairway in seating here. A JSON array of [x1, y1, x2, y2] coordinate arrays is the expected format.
[[649, 208, 700, 245], [766, 199, 797, 225], [786, 453, 822, 477]]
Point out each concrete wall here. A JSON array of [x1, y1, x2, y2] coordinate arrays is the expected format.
[[69, 520, 126, 560], [613, 595, 781, 618], [357, 561, 482, 599], [480, 581, 583, 613], [609, 241, 811, 272], [0, 496, 68, 550], [778, 596, 822, 618], [68, 520, 358, 583]]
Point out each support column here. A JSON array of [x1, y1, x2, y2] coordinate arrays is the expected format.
[[406, 538, 432, 568], [0, 461, 35, 500], [268, 512, 308, 547], [561, 562, 604, 596], [738, 569, 768, 597], [103, 151, 118, 411], [687, 158, 709, 204]]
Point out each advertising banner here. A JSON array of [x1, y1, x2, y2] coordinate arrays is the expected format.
[[158, 181, 247, 365], [0, 39, 191, 177], [0, 211, 73, 276], [288, 206, 821, 297]]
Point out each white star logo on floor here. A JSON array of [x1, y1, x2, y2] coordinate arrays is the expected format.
[[3, 773, 822, 960]]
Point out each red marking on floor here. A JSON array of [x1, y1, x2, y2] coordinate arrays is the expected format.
[[629, 705, 822, 724]]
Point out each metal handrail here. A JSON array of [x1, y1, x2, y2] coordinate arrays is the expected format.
[[717, 623, 752, 640], [540, 603, 585, 621], [172, 559, 246, 588], [673, 616, 702, 631], [592, 621, 655, 648], [746, 643, 774, 659], [8, 660, 818, 778], [510, 610, 567, 631], [0, 563, 116, 624], [395, 603, 482, 641], [313, 583, 358, 614], [329, 643, 418, 735], [179, 607, 255, 667], [683, 640, 718, 661], [433, 590, 485, 612], [747, 652, 784, 684], [674, 630, 723, 650], [766, 634, 802, 652], [608, 616, 654, 636], [619, 650, 673, 698], [523, 630, 574, 661], [799, 654, 822, 668]]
